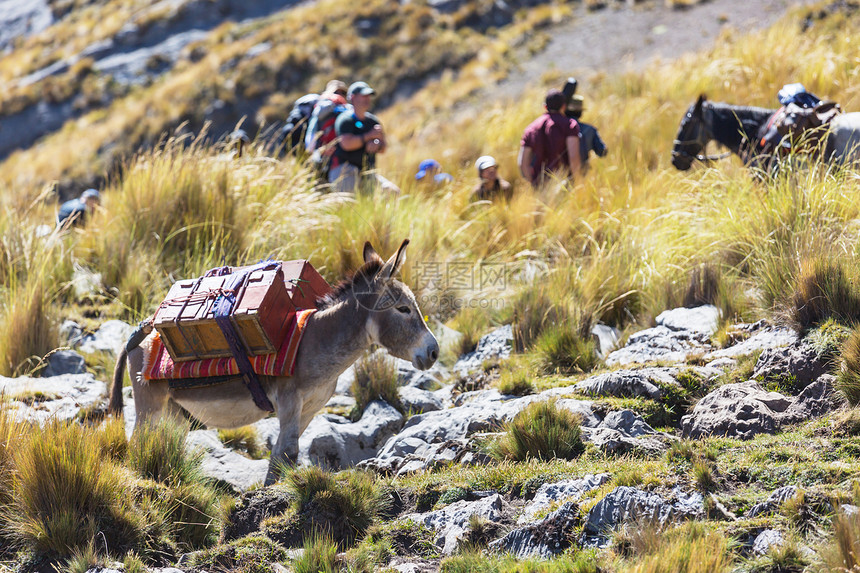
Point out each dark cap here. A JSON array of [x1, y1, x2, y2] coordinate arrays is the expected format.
[[545, 89, 566, 111], [348, 81, 375, 99]]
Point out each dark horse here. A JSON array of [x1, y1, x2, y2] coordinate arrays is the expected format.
[[672, 94, 860, 171]]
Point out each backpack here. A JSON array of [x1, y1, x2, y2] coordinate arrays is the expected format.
[[275, 93, 319, 156]]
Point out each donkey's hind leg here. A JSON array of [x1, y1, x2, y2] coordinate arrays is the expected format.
[[127, 345, 171, 427]]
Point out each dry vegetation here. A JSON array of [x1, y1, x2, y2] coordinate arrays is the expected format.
[[2, 0, 860, 571]]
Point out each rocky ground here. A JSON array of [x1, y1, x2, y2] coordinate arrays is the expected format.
[[1, 303, 848, 571]]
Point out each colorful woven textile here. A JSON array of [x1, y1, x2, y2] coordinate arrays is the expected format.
[[144, 309, 314, 381]]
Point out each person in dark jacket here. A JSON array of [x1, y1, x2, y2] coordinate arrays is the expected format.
[[57, 188, 100, 229], [567, 95, 607, 171]]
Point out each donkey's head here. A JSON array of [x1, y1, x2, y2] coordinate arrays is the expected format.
[[348, 240, 438, 370]]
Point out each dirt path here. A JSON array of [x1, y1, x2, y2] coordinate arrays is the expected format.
[[493, 0, 818, 101]]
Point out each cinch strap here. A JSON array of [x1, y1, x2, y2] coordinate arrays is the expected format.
[[210, 260, 282, 413]]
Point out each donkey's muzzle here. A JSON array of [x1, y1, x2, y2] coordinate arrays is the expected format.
[[413, 336, 439, 371]]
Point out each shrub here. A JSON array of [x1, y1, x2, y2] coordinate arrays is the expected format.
[[351, 350, 401, 419], [497, 365, 535, 396], [490, 399, 585, 462], [218, 426, 265, 459], [285, 466, 385, 548], [127, 416, 203, 485], [837, 325, 860, 406], [791, 258, 860, 331], [293, 534, 339, 573], [534, 325, 599, 374]]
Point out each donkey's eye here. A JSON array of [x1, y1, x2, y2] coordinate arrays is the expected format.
[[396, 306, 411, 315]]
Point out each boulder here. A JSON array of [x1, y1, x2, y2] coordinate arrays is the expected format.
[[752, 339, 829, 391], [489, 501, 580, 558], [704, 327, 797, 360], [584, 486, 704, 535], [601, 409, 655, 437], [400, 386, 444, 413], [656, 305, 721, 336], [222, 485, 293, 541], [783, 375, 838, 423], [454, 325, 513, 375], [401, 494, 509, 555], [42, 350, 87, 377], [574, 367, 677, 400], [518, 474, 611, 524], [747, 486, 799, 518], [591, 324, 621, 358], [186, 430, 268, 491], [298, 400, 404, 470], [680, 381, 790, 440], [0, 373, 105, 424], [76, 319, 135, 356], [752, 529, 784, 556]]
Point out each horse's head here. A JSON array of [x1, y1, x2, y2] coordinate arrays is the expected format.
[[348, 240, 439, 370], [672, 95, 711, 170]]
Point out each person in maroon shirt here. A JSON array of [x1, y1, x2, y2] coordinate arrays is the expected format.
[[518, 89, 581, 187]]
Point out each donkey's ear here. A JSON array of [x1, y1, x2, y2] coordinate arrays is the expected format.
[[380, 239, 409, 281], [363, 241, 382, 264]]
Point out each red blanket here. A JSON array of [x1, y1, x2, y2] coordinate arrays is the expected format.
[[144, 309, 315, 381]]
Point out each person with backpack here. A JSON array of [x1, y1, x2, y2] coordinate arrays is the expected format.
[[305, 80, 350, 179], [328, 81, 399, 194], [274, 93, 319, 157], [518, 89, 581, 187], [566, 95, 607, 172]]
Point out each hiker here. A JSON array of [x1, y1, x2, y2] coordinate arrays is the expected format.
[[57, 188, 100, 229], [757, 82, 836, 158], [518, 89, 581, 187], [274, 92, 320, 157], [328, 81, 400, 194], [471, 155, 512, 201], [566, 95, 607, 171], [415, 159, 453, 185]]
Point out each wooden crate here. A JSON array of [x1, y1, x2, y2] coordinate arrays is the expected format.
[[231, 268, 294, 355], [282, 259, 332, 308]]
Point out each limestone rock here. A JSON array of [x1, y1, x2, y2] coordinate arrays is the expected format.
[[401, 494, 509, 555], [753, 339, 829, 392], [42, 349, 86, 377], [680, 381, 790, 440], [584, 486, 704, 535], [186, 430, 268, 491], [490, 501, 580, 558], [454, 325, 513, 375], [519, 474, 611, 524]]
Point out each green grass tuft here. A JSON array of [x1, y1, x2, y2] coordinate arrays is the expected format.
[[351, 350, 402, 419], [490, 399, 585, 462]]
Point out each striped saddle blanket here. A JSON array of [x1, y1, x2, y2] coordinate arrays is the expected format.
[[143, 309, 315, 381]]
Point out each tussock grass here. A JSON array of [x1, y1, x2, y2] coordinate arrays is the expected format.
[[218, 426, 265, 460], [284, 466, 385, 549], [817, 510, 860, 572], [623, 521, 733, 573], [490, 399, 585, 462], [127, 416, 204, 485], [351, 350, 402, 418], [497, 362, 535, 396], [791, 258, 860, 331], [293, 534, 339, 573], [837, 325, 860, 406]]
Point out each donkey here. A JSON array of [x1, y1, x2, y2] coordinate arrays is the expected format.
[[671, 94, 860, 172], [109, 239, 439, 485]]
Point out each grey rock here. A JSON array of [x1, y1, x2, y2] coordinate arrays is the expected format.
[[583, 427, 672, 456], [59, 319, 84, 345], [747, 486, 799, 518], [656, 305, 721, 336], [575, 367, 677, 400], [454, 325, 513, 375], [253, 417, 281, 450], [591, 324, 621, 358], [298, 400, 404, 470], [401, 494, 508, 555], [0, 373, 105, 424], [400, 386, 443, 413], [42, 350, 86, 377], [584, 486, 704, 535], [705, 357, 738, 370], [704, 327, 797, 360], [753, 339, 829, 392], [186, 430, 268, 491], [0, 0, 52, 51], [841, 504, 859, 517], [519, 474, 611, 523], [601, 409, 656, 437], [606, 325, 712, 366], [76, 320, 135, 356], [490, 501, 579, 559], [681, 381, 791, 440], [783, 375, 838, 423], [752, 529, 784, 556]]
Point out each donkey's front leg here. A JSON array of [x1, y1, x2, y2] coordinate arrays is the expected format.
[[266, 392, 303, 486]]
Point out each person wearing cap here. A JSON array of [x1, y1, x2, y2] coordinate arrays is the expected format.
[[518, 89, 581, 187], [415, 159, 453, 186], [566, 95, 607, 172], [305, 81, 351, 179], [329, 81, 399, 194], [471, 156, 512, 201], [57, 188, 100, 228]]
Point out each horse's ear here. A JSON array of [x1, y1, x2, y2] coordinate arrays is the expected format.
[[363, 241, 382, 264], [380, 239, 409, 281], [695, 94, 706, 114]]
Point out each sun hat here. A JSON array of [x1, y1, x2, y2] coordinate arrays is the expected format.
[[415, 159, 441, 180], [569, 94, 585, 112], [475, 155, 497, 175]]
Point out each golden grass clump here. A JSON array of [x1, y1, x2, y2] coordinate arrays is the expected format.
[[836, 325, 860, 406], [351, 350, 402, 418], [127, 416, 205, 485], [218, 426, 265, 459], [792, 258, 860, 332], [490, 399, 585, 462], [624, 521, 733, 573], [817, 510, 860, 571]]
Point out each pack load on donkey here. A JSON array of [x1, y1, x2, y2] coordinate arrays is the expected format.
[[140, 260, 331, 412]]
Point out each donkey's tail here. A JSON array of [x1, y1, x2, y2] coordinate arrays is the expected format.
[[109, 346, 128, 416]]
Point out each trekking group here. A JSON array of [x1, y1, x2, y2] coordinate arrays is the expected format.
[[273, 76, 607, 200]]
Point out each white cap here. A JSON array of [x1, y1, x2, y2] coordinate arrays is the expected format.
[[475, 155, 497, 175]]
